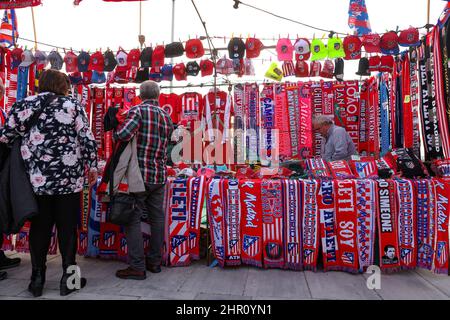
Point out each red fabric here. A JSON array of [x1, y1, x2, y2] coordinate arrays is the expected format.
[[223, 179, 241, 266], [92, 87, 105, 160], [302, 180, 319, 271], [327, 160, 355, 179], [333, 82, 347, 127], [207, 178, 225, 267], [0, 0, 41, 8], [274, 83, 291, 159], [402, 56, 413, 149], [187, 176, 206, 260], [344, 80, 360, 152], [367, 77, 379, 157], [99, 203, 121, 257], [358, 80, 369, 154], [104, 87, 114, 161], [432, 178, 450, 274], [159, 93, 181, 124], [298, 82, 313, 158]]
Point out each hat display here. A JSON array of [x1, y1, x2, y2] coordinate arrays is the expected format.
[[276, 38, 294, 61], [135, 67, 149, 83], [327, 37, 345, 59], [34, 50, 48, 69], [149, 67, 162, 82], [310, 38, 328, 61], [19, 49, 35, 68], [398, 27, 420, 47], [295, 60, 309, 77], [64, 51, 78, 73], [152, 45, 165, 69], [343, 35, 362, 60], [200, 59, 214, 77], [103, 50, 117, 72], [68, 72, 83, 85], [245, 37, 264, 59], [380, 31, 400, 55], [161, 64, 174, 81], [173, 63, 187, 81], [369, 55, 381, 72], [309, 60, 322, 77], [89, 51, 104, 72], [362, 33, 381, 53], [165, 42, 184, 58], [356, 57, 370, 76], [77, 51, 90, 72], [334, 58, 344, 81], [127, 48, 141, 68], [115, 49, 129, 72], [282, 60, 295, 77], [82, 71, 92, 85], [379, 55, 394, 73], [293, 38, 311, 61], [228, 37, 246, 60], [243, 58, 255, 76], [264, 62, 283, 81], [48, 50, 63, 70], [11, 47, 23, 69], [140, 47, 153, 68], [185, 39, 205, 59], [91, 71, 106, 84], [216, 57, 234, 75], [186, 61, 200, 76], [320, 59, 334, 78]]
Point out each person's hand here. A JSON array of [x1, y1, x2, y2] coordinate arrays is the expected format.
[[88, 170, 98, 186]]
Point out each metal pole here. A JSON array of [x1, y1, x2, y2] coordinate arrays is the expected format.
[[31, 7, 38, 50], [170, 0, 175, 93]]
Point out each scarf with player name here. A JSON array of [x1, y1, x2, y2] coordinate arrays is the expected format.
[[376, 179, 401, 273], [344, 81, 360, 152], [187, 176, 206, 260], [275, 83, 291, 159], [86, 178, 101, 257], [77, 183, 91, 256], [261, 179, 284, 269], [409, 49, 421, 159], [318, 179, 340, 271], [16, 66, 28, 102], [349, 158, 378, 179], [167, 178, 191, 267], [311, 82, 324, 156], [432, 178, 450, 274], [333, 82, 347, 128], [334, 179, 359, 273], [379, 74, 391, 156], [239, 179, 263, 267], [282, 179, 303, 270], [223, 179, 241, 266], [394, 179, 417, 270], [92, 87, 105, 160], [356, 179, 376, 272], [104, 87, 114, 160], [359, 80, 370, 154], [327, 160, 355, 179], [298, 82, 313, 159], [368, 77, 379, 158], [260, 84, 276, 166], [305, 158, 332, 179], [244, 83, 260, 164], [415, 179, 435, 269], [302, 179, 320, 271], [207, 178, 225, 267], [286, 82, 301, 159]]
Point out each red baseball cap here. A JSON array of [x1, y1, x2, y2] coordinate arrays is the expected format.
[[82, 71, 92, 85], [369, 55, 381, 72], [379, 55, 394, 73], [173, 63, 187, 81], [127, 48, 141, 68], [152, 45, 165, 69], [398, 27, 420, 47], [380, 31, 399, 55], [295, 60, 309, 77], [200, 59, 214, 77], [245, 37, 264, 59], [343, 35, 362, 60], [185, 39, 205, 59], [88, 51, 104, 72], [64, 51, 78, 73], [362, 33, 381, 53]]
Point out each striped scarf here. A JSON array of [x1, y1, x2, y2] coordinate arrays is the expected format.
[[305, 158, 332, 179], [298, 82, 313, 158], [415, 179, 435, 270], [327, 160, 355, 179], [356, 179, 376, 272], [86, 178, 101, 257], [311, 83, 323, 156], [224, 179, 241, 266], [5, 52, 17, 113], [260, 84, 276, 166], [77, 184, 91, 256], [302, 179, 319, 271], [207, 178, 225, 267], [432, 178, 450, 274], [234, 84, 245, 165], [187, 176, 206, 261], [286, 82, 300, 159], [379, 74, 391, 156], [16, 66, 28, 102], [245, 83, 260, 164], [275, 83, 291, 159]]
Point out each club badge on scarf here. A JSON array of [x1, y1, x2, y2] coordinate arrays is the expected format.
[[240, 179, 263, 267], [432, 178, 450, 274], [224, 179, 241, 266], [275, 83, 291, 159], [302, 179, 320, 271], [187, 176, 206, 261], [207, 178, 225, 267]]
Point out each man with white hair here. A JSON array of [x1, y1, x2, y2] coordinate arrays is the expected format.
[[312, 114, 357, 161]]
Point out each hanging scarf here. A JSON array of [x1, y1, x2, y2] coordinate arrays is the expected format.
[[28, 64, 35, 96], [92, 87, 105, 160], [15, 221, 31, 253], [16, 66, 28, 102], [207, 178, 225, 267], [434, 159, 450, 177], [432, 178, 450, 274], [415, 179, 435, 269], [234, 84, 245, 165], [298, 82, 313, 158], [349, 159, 378, 179], [187, 176, 206, 260], [333, 82, 346, 127], [282, 179, 303, 270], [358, 80, 369, 154], [104, 87, 114, 161], [367, 77, 379, 158], [402, 54, 414, 150], [77, 183, 90, 256], [318, 179, 340, 271], [81, 85, 91, 122], [86, 178, 101, 257], [390, 63, 398, 148], [379, 74, 391, 156], [335, 179, 359, 273], [376, 179, 401, 273], [302, 179, 319, 271], [305, 158, 332, 179], [162, 180, 172, 266], [322, 81, 334, 117], [99, 216, 120, 258], [245, 83, 260, 164], [394, 179, 417, 270], [286, 83, 300, 159], [223, 179, 241, 266], [345, 80, 360, 151], [261, 179, 284, 269], [5, 53, 17, 113], [410, 49, 421, 158], [167, 178, 191, 267], [239, 179, 263, 267], [356, 179, 376, 272], [311, 82, 323, 156], [327, 160, 355, 179], [2, 234, 14, 251], [260, 84, 276, 166], [275, 83, 292, 159]]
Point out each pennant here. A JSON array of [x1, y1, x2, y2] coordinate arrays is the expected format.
[[348, 0, 372, 36]]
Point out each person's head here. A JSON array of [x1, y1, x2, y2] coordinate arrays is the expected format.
[[384, 245, 396, 259], [38, 69, 70, 96], [139, 80, 160, 101], [312, 114, 334, 137]]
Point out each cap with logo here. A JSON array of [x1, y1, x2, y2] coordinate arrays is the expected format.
[[186, 61, 200, 76], [19, 49, 35, 68], [34, 50, 48, 69], [48, 50, 64, 70], [294, 38, 311, 61], [245, 37, 264, 59], [369, 55, 381, 72], [135, 67, 149, 83], [343, 35, 362, 60], [69, 72, 83, 85], [295, 60, 309, 77], [362, 33, 381, 53], [140, 47, 153, 68], [276, 38, 294, 61], [149, 67, 162, 82], [327, 37, 345, 59], [82, 71, 92, 85], [89, 51, 104, 72], [200, 59, 214, 77], [103, 50, 117, 72], [185, 39, 205, 59], [152, 45, 165, 70], [319, 59, 334, 78], [115, 49, 129, 72], [77, 51, 91, 72], [264, 62, 283, 81], [379, 55, 394, 72], [91, 71, 106, 84], [165, 42, 184, 58], [173, 63, 187, 81], [128, 49, 141, 68], [380, 31, 399, 55], [309, 60, 322, 77], [310, 38, 328, 61], [64, 51, 78, 73], [228, 37, 246, 60], [216, 57, 234, 75], [398, 27, 420, 47], [356, 57, 370, 76], [11, 47, 23, 69], [161, 64, 174, 81], [334, 58, 344, 81]]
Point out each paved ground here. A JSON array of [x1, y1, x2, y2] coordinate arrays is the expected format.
[[1, 252, 450, 300]]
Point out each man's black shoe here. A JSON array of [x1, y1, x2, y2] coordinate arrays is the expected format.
[[0, 252, 21, 270], [145, 260, 161, 273]]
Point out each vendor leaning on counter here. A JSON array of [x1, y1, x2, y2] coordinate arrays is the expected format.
[[312, 114, 358, 161]]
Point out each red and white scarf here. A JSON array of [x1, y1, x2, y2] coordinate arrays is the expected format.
[[234, 84, 245, 165], [260, 84, 276, 166], [92, 87, 105, 160], [298, 82, 313, 158], [244, 83, 260, 163], [274, 83, 291, 159], [350, 159, 378, 179], [239, 179, 263, 267], [415, 179, 435, 270], [2, 234, 14, 251], [305, 158, 332, 179], [104, 87, 114, 160], [5, 52, 17, 113], [15, 221, 31, 253], [302, 179, 319, 271], [286, 82, 300, 159], [327, 160, 355, 179], [409, 50, 421, 158], [187, 176, 206, 261], [376, 179, 401, 273], [394, 179, 417, 270], [333, 82, 347, 127], [224, 179, 241, 266], [356, 179, 377, 272], [318, 179, 340, 271], [344, 80, 360, 151], [335, 179, 359, 273], [282, 179, 303, 270], [432, 178, 450, 274], [261, 179, 284, 269], [311, 82, 324, 156], [367, 77, 379, 157], [207, 178, 225, 267], [434, 159, 450, 177], [358, 80, 369, 154], [77, 184, 91, 256]]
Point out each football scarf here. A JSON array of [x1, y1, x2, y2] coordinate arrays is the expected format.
[[87, 178, 101, 257], [81, 85, 91, 123], [77, 183, 90, 255], [275, 83, 292, 159], [367, 77, 379, 158], [409, 49, 421, 159], [187, 176, 206, 260], [223, 179, 241, 266], [99, 217, 120, 258], [333, 82, 346, 127], [234, 84, 246, 165], [2, 234, 14, 251], [5, 53, 17, 113], [376, 179, 401, 273], [162, 180, 172, 266], [401, 54, 414, 150], [286, 82, 300, 159], [379, 74, 391, 156], [344, 80, 360, 150], [311, 82, 323, 156], [298, 82, 313, 159], [92, 87, 105, 160], [327, 160, 355, 179], [245, 83, 260, 164], [239, 179, 263, 267], [305, 158, 332, 179], [322, 82, 334, 118], [16, 66, 28, 102], [261, 179, 284, 269], [432, 178, 450, 274], [334, 179, 359, 273], [415, 179, 435, 270], [167, 178, 191, 267], [104, 87, 114, 161], [260, 84, 276, 166], [28, 64, 35, 96], [394, 179, 417, 270], [302, 179, 319, 271], [358, 80, 369, 154], [350, 159, 378, 179], [282, 179, 303, 270], [14, 221, 30, 253], [434, 159, 450, 177], [318, 179, 340, 271], [207, 178, 225, 267], [356, 179, 376, 272]]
